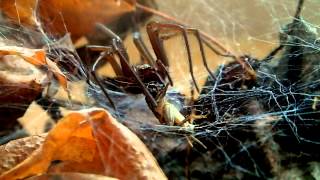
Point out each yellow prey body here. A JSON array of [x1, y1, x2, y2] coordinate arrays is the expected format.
[[155, 98, 195, 129]]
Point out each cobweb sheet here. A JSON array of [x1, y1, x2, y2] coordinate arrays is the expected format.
[[1, 0, 320, 179]]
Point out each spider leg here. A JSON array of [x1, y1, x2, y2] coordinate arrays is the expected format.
[[151, 26, 217, 80], [86, 45, 123, 76], [131, 15, 173, 86], [135, 2, 233, 57], [294, 0, 304, 20], [190, 28, 216, 81], [155, 59, 173, 86], [262, 45, 284, 62], [86, 46, 118, 111], [132, 29, 155, 65], [147, 21, 200, 93], [133, 32, 154, 65], [136, 4, 256, 77], [146, 22, 169, 67], [179, 82, 207, 126], [96, 23, 158, 108], [113, 44, 157, 108], [46, 47, 87, 81], [260, 0, 303, 63], [132, 33, 173, 86], [96, 23, 133, 77], [132, 28, 174, 86]]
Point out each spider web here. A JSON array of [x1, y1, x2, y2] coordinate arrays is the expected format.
[[133, 0, 320, 178], [1, 0, 320, 179]]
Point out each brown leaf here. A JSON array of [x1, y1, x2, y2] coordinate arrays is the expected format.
[[0, 108, 167, 180], [0, 46, 68, 91], [0, 0, 136, 40], [0, 47, 47, 130], [0, 135, 46, 174], [25, 172, 117, 180], [88, 109, 167, 179]]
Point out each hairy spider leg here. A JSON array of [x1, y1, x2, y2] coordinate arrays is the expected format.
[[145, 22, 223, 91], [146, 22, 169, 67], [262, 45, 284, 62], [131, 19, 173, 86], [295, 0, 304, 20], [188, 81, 207, 124], [136, 3, 256, 78], [131, 15, 154, 66], [155, 59, 173, 86], [133, 32, 154, 64], [135, 2, 231, 55], [85, 45, 123, 76], [95, 24, 158, 108], [147, 22, 218, 83], [146, 22, 201, 93], [87, 46, 118, 111], [96, 23, 133, 77]]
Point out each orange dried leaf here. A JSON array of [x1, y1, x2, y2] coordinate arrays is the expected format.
[[88, 110, 167, 179], [0, 108, 167, 180], [0, 0, 37, 26], [0, 48, 48, 129], [0, 46, 68, 91], [0, 46, 46, 66], [26, 172, 118, 180], [0, 135, 46, 175], [0, 0, 136, 39], [45, 57, 68, 91]]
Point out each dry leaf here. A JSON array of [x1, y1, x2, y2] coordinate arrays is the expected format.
[[0, 53, 44, 104], [26, 172, 117, 180], [0, 135, 46, 174], [0, 108, 167, 180], [0, 0, 136, 40], [0, 47, 46, 130], [0, 46, 68, 91], [0, 46, 68, 131]]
